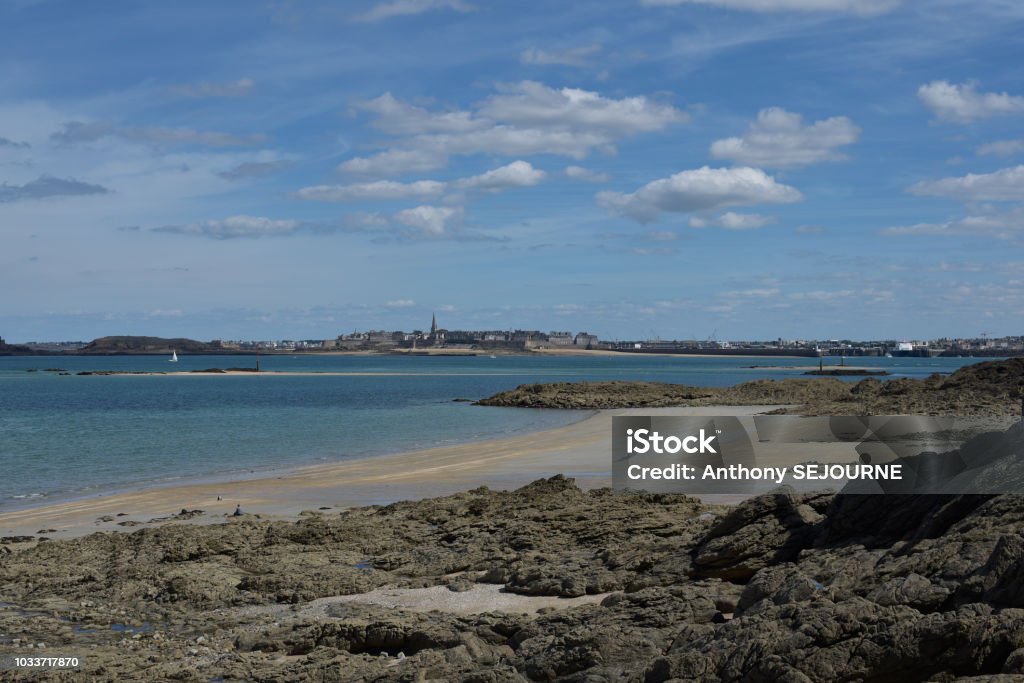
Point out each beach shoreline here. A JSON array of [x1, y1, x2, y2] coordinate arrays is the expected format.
[[0, 405, 789, 541]]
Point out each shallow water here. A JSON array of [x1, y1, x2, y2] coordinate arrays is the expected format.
[[0, 353, 991, 506]]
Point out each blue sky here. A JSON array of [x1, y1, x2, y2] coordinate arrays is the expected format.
[[1, 0, 1022, 342]]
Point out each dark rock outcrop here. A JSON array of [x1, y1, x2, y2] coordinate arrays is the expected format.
[[478, 357, 1024, 416], [4, 474, 1024, 681]]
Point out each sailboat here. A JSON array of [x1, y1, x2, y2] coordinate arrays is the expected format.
[[170, 349, 178, 362]]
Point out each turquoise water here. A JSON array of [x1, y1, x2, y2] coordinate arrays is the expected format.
[[0, 353, 993, 507]]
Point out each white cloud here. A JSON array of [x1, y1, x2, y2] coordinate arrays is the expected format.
[[908, 165, 1024, 202], [598, 166, 802, 222], [154, 215, 302, 239], [690, 212, 777, 229], [354, 0, 474, 22], [978, 139, 1024, 157], [394, 205, 462, 236], [723, 287, 781, 298], [918, 80, 1024, 123], [301, 162, 544, 202], [337, 149, 448, 176], [639, 0, 899, 16], [169, 78, 255, 98], [384, 299, 416, 308], [710, 107, 860, 168], [880, 207, 1024, 240], [352, 93, 484, 136], [455, 160, 546, 191], [565, 165, 609, 183], [0, 175, 109, 203], [294, 179, 446, 201], [52, 121, 264, 148], [480, 81, 686, 138], [415, 126, 611, 160], [341, 82, 686, 175], [520, 44, 602, 67]]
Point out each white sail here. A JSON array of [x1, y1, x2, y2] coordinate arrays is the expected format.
[[170, 350, 178, 362]]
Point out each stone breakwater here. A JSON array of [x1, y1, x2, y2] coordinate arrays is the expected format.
[[477, 357, 1024, 416], [4, 473, 1024, 681]]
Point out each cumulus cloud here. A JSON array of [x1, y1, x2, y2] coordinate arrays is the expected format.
[[295, 179, 446, 202], [0, 175, 109, 203], [354, 0, 474, 22], [565, 165, 609, 183], [169, 78, 255, 98], [918, 81, 1024, 123], [415, 126, 613, 160], [394, 205, 463, 236], [639, 0, 899, 15], [978, 139, 1024, 157], [347, 208, 496, 241], [710, 108, 860, 168], [352, 93, 484, 136], [597, 166, 802, 223], [384, 299, 416, 308], [520, 44, 602, 67], [880, 207, 1024, 240], [154, 215, 302, 239], [301, 162, 544, 202], [338, 149, 449, 176], [455, 160, 545, 191], [480, 81, 686, 138], [689, 212, 777, 229], [340, 82, 686, 176], [908, 165, 1024, 202], [52, 121, 264, 148]]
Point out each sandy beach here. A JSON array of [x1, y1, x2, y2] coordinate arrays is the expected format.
[[0, 405, 796, 540]]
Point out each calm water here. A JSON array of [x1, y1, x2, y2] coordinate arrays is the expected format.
[[0, 353, 992, 507]]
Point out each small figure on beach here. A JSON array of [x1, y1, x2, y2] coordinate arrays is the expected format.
[[233, 505, 243, 517]]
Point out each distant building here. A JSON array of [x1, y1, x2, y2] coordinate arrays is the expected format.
[[428, 312, 446, 346], [547, 332, 573, 346]]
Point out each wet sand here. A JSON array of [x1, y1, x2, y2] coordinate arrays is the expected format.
[[0, 405, 807, 540]]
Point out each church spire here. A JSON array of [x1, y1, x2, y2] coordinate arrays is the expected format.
[[431, 312, 438, 335]]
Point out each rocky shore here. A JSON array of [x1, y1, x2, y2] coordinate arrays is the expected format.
[[478, 358, 1024, 416], [3, 472, 1024, 681], [3, 359, 1023, 681]]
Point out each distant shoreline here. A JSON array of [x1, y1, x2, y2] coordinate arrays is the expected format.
[[6, 348, 832, 359]]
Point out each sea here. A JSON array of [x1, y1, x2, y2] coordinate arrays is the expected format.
[[0, 353, 993, 509]]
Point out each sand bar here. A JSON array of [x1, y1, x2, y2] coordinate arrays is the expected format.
[[0, 405, 798, 540]]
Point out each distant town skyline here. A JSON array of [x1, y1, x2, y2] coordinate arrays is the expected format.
[[1, 1, 1023, 342]]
